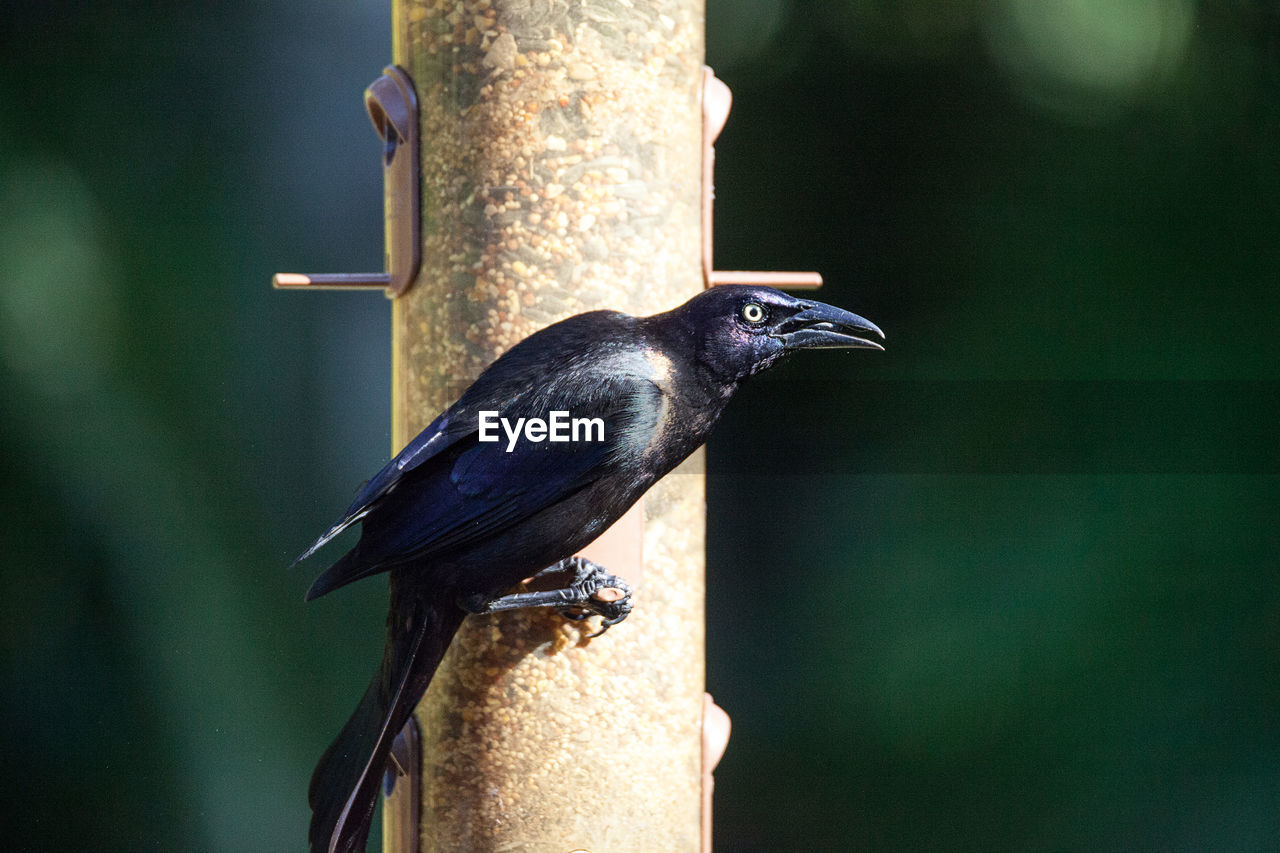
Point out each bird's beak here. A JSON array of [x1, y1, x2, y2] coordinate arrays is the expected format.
[[770, 301, 885, 351]]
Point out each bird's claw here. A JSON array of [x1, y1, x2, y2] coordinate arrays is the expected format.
[[458, 557, 633, 635], [554, 567, 633, 637], [583, 610, 630, 639], [556, 592, 633, 636]]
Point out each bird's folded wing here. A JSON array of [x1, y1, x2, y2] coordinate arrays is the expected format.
[[352, 377, 660, 566]]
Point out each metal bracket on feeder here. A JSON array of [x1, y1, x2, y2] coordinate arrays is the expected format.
[[274, 66, 421, 297], [701, 68, 822, 291]]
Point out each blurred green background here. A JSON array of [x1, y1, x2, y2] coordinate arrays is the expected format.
[[2, 1, 1277, 850]]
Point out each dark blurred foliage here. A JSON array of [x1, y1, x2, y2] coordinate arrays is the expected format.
[[2, 1, 1277, 850]]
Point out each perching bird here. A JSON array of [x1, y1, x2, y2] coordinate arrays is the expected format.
[[299, 285, 883, 852]]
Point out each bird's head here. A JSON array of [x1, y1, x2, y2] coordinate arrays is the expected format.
[[657, 285, 884, 384]]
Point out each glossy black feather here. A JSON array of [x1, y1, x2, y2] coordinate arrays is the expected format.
[[307, 580, 464, 853]]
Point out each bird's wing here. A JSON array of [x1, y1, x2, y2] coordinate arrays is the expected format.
[[302, 371, 663, 599], [296, 310, 643, 565], [354, 375, 658, 565]]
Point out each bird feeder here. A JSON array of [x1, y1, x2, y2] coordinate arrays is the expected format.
[[275, 3, 822, 850]]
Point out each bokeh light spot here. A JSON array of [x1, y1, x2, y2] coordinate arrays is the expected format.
[[0, 161, 119, 396], [984, 0, 1195, 121]]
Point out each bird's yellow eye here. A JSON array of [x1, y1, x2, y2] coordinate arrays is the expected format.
[[740, 302, 766, 324]]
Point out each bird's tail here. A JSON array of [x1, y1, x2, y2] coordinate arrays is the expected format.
[[308, 577, 466, 853]]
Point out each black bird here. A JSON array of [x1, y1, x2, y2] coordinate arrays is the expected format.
[[299, 285, 883, 852]]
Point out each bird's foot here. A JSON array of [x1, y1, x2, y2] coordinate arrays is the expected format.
[[551, 557, 633, 637], [458, 556, 633, 637]]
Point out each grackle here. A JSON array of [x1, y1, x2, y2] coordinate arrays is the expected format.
[[298, 285, 883, 852]]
